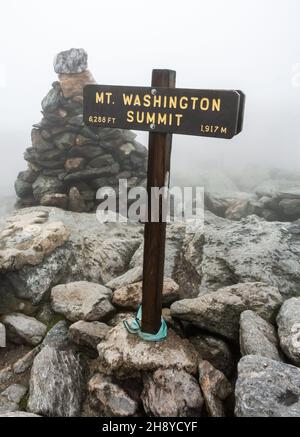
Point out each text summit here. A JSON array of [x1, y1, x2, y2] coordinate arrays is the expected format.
[[95, 91, 222, 127]]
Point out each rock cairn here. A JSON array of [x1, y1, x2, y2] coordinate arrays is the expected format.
[[14, 48, 147, 212]]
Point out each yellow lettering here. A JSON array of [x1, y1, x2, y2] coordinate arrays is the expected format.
[[212, 98, 221, 111], [133, 95, 141, 106], [200, 98, 210, 111], [136, 111, 144, 123], [175, 114, 183, 126], [157, 113, 167, 125], [127, 111, 134, 122], [153, 95, 162, 108], [123, 94, 133, 105], [146, 112, 156, 124], [96, 92, 104, 104], [143, 94, 151, 107], [106, 92, 112, 104], [179, 97, 188, 109], [191, 97, 198, 110], [169, 96, 177, 109]]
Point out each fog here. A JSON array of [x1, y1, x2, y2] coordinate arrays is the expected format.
[[0, 0, 299, 196]]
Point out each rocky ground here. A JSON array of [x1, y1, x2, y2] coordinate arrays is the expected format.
[[0, 206, 299, 417]]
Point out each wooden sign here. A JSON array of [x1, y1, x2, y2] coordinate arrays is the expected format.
[[83, 70, 245, 340], [84, 85, 245, 139]]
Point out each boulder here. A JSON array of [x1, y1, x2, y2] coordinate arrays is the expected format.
[[15, 179, 33, 199], [88, 374, 138, 417], [0, 209, 69, 273], [1, 313, 47, 346], [188, 333, 234, 377], [141, 368, 203, 417], [235, 355, 300, 417], [6, 245, 72, 305], [2, 207, 143, 301], [112, 279, 179, 310], [68, 187, 87, 212], [51, 281, 115, 322], [40, 193, 68, 209], [58, 70, 95, 98], [28, 345, 83, 417], [1, 384, 27, 405], [277, 297, 300, 366], [42, 320, 70, 350], [0, 322, 5, 347], [180, 212, 300, 299], [13, 346, 42, 374], [69, 320, 110, 350], [97, 323, 198, 378], [32, 176, 65, 201], [171, 283, 282, 341], [199, 360, 232, 417], [240, 310, 283, 361], [53, 48, 88, 74], [0, 396, 18, 414], [106, 267, 143, 291], [0, 384, 27, 414], [0, 412, 41, 417]]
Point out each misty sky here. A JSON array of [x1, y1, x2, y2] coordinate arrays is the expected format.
[[0, 0, 299, 194]]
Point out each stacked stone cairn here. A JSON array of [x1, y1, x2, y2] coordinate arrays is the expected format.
[[14, 48, 148, 212]]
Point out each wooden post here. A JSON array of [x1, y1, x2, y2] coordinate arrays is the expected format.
[[141, 69, 176, 334]]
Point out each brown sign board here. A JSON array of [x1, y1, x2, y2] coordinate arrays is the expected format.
[[83, 85, 245, 139]]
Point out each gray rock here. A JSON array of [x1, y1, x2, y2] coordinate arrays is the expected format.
[[1, 384, 27, 404], [235, 355, 300, 417], [0, 366, 13, 385], [51, 281, 115, 322], [40, 193, 68, 209], [54, 48, 88, 74], [69, 320, 110, 350], [0, 322, 5, 347], [277, 298, 300, 366], [199, 360, 232, 417], [28, 345, 83, 417], [279, 198, 300, 220], [189, 334, 234, 377], [171, 282, 282, 341], [179, 212, 300, 299], [88, 374, 138, 417], [13, 346, 42, 374], [63, 165, 119, 182], [141, 369, 203, 417], [15, 179, 33, 199], [1, 207, 143, 288], [240, 310, 283, 361], [112, 279, 179, 310], [88, 154, 116, 168], [98, 323, 198, 378], [7, 245, 72, 304], [54, 132, 76, 150], [41, 83, 62, 112], [43, 320, 70, 350], [0, 209, 69, 273], [106, 266, 143, 291], [0, 412, 40, 417], [1, 313, 47, 346], [32, 176, 64, 201], [68, 187, 87, 212], [0, 395, 18, 414]]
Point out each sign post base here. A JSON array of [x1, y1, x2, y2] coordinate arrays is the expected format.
[[123, 305, 168, 342]]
